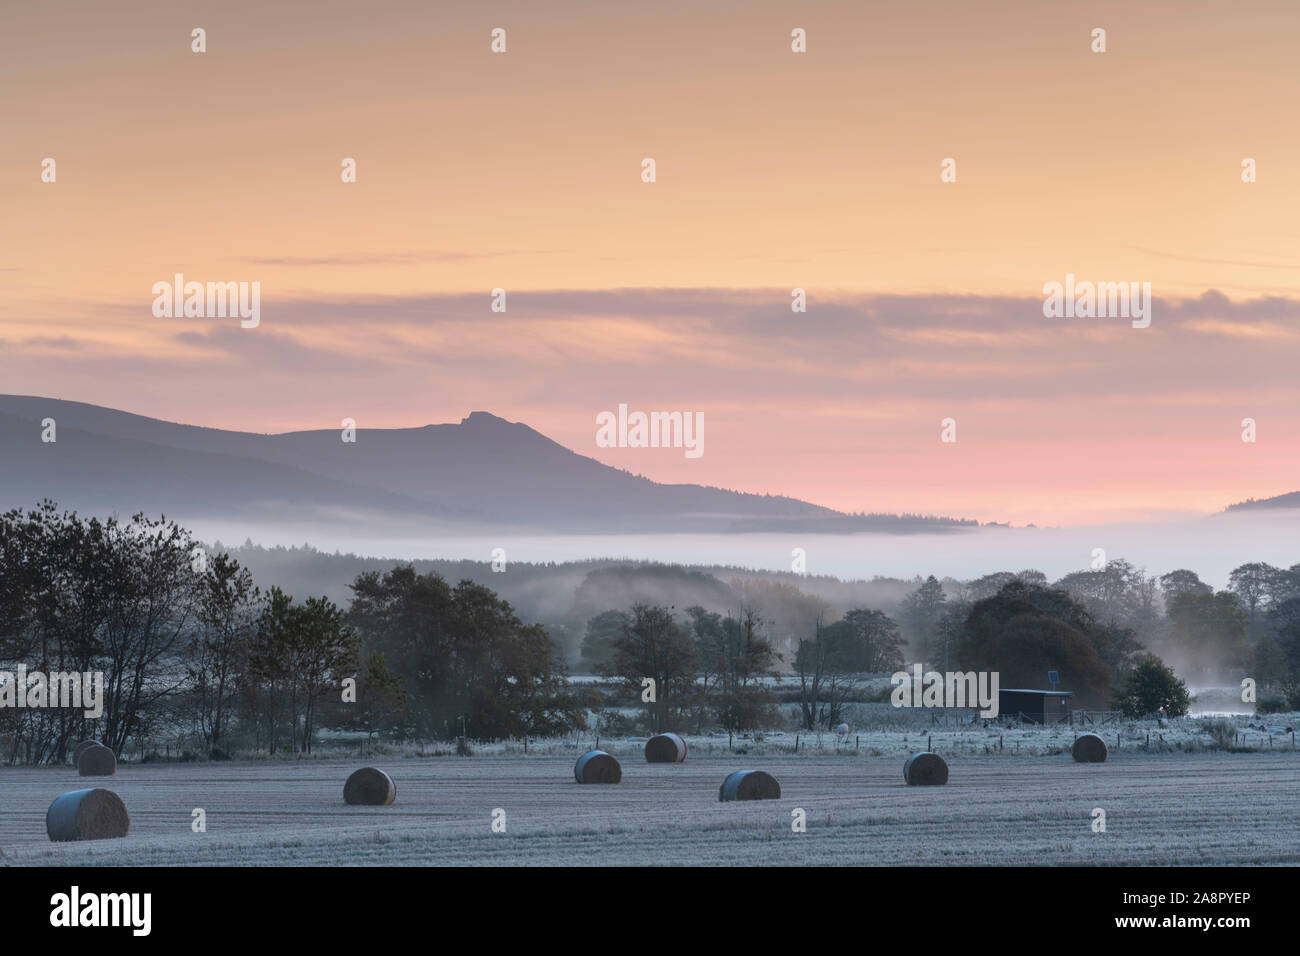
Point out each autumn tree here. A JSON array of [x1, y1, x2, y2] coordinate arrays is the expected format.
[[348, 566, 587, 740], [1114, 656, 1190, 717], [954, 580, 1130, 707]]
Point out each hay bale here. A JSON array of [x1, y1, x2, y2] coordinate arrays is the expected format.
[[718, 769, 781, 801], [835, 723, 850, 735], [1072, 732, 1108, 763], [903, 751, 949, 785], [343, 767, 396, 805], [72, 739, 102, 765], [77, 743, 116, 777], [574, 749, 621, 784], [644, 732, 687, 763], [46, 788, 130, 842]]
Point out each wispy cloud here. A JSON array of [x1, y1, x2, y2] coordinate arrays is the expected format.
[[235, 251, 526, 267], [1129, 246, 1297, 271]]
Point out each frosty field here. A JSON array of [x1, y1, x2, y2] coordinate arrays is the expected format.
[[2, 750, 1298, 866]]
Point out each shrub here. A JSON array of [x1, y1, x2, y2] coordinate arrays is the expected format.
[[594, 708, 649, 737], [1284, 680, 1300, 711], [1257, 692, 1290, 715], [1198, 718, 1235, 750], [1114, 656, 1190, 718]]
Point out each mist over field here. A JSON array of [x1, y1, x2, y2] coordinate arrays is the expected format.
[[189, 508, 1300, 590]]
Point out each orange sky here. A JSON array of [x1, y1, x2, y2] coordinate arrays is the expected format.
[[2, 0, 1298, 525]]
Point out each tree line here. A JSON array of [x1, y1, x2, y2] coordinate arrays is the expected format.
[[0, 503, 587, 764], [5, 499, 1292, 760], [895, 562, 1300, 712], [583, 601, 906, 733], [580, 558, 1300, 730]]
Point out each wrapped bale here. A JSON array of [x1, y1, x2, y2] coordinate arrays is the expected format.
[[644, 732, 688, 763], [46, 788, 130, 842], [72, 739, 102, 765], [903, 751, 949, 785], [77, 743, 116, 777], [1072, 732, 1108, 763], [574, 749, 621, 784], [343, 767, 396, 805], [718, 769, 781, 801]]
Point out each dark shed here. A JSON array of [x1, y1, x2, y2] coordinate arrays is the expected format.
[[998, 689, 1073, 724]]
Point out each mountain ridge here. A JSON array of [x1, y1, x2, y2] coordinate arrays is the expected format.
[[0, 395, 982, 534]]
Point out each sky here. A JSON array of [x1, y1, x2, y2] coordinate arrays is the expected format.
[[2, 0, 1298, 526]]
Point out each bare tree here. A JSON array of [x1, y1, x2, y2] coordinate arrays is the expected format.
[[189, 553, 260, 752], [605, 604, 696, 734]]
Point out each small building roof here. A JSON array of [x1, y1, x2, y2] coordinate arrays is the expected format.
[[999, 688, 1074, 696]]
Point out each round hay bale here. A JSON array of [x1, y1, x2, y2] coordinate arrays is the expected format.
[[718, 769, 781, 801], [343, 767, 396, 805], [903, 751, 949, 785], [77, 743, 116, 777], [835, 723, 850, 735], [1072, 732, 1108, 763], [644, 732, 687, 763], [46, 788, 130, 842], [574, 749, 621, 784], [72, 739, 102, 765]]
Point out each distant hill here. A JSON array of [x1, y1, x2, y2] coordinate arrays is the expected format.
[[1225, 492, 1300, 511], [0, 396, 980, 533]]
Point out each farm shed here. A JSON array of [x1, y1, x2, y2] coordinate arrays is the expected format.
[[998, 689, 1073, 724]]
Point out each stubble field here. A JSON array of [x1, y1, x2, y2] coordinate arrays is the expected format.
[[2, 751, 1298, 866]]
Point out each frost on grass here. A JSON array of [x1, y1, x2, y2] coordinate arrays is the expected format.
[[1, 751, 1297, 866]]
